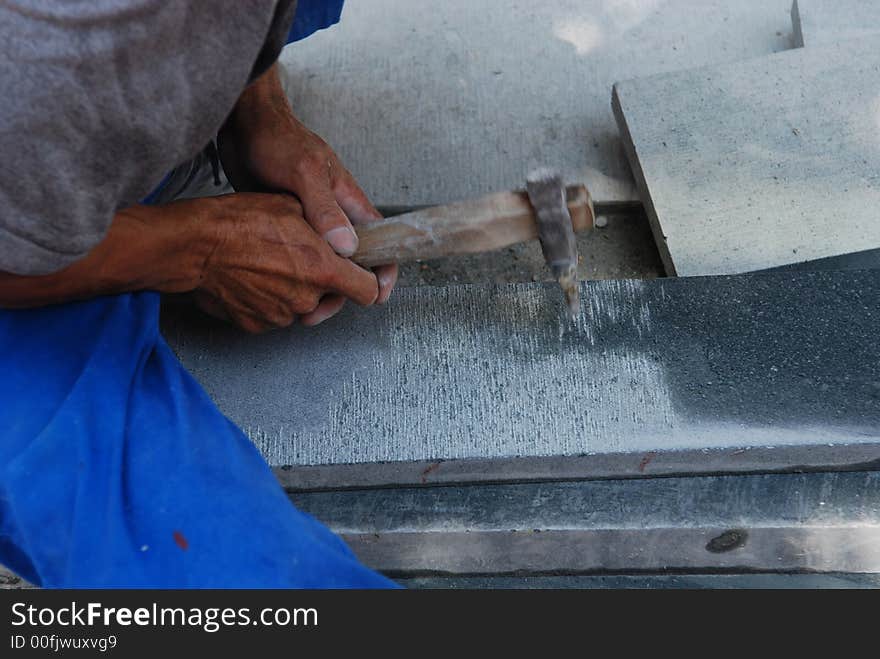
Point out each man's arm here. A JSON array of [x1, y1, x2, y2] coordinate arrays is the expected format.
[[1, 63, 389, 331], [0, 203, 211, 308], [0, 193, 379, 333]]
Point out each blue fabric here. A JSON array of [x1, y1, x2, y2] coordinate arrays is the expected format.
[[288, 0, 344, 42], [0, 293, 395, 587], [140, 170, 175, 206], [0, 0, 393, 588]]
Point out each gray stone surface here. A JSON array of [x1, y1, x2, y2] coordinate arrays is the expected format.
[[792, 0, 880, 48], [290, 471, 880, 574], [613, 36, 880, 276], [279, 1, 796, 206], [399, 573, 880, 589], [5, 566, 877, 589], [161, 270, 880, 489], [6, 471, 880, 582]]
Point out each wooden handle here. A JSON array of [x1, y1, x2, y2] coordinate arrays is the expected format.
[[352, 185, 593, 267]]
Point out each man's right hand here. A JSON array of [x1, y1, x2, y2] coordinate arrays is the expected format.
[[0, 192, 380, 332], [191, 192, 379, 332]]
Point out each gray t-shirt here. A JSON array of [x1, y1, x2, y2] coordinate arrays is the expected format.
[[0, 0, 296, 276]]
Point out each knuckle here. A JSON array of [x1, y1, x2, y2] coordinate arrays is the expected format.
[[313, 207, 346, 230], [315, 203, 342, 220], [276, 194, 303, 215], [308, 133, 332, 154], [332, 167, 358, 193], [269, 304, 295, 328], [294, 243, 325, 266], [315, 260, 340, 290], [256, 194, 300, 222], [294, 151, 330, 177], [291, 292, 321, 315], [239, 317, 264, 335]]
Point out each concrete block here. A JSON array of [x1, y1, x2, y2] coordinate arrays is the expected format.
[[613, 36, 880, 276], [291, 471, 880, 574], [397, 573, 880, 589], [279, 1, 794, 206], [7, 471, 880, 579], [161, 270, 880, 489], [792, 0, 880, 48]]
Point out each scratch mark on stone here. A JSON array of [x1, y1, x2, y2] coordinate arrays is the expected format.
[[420, 462, 442, 483], [638, 451, 657, 473]]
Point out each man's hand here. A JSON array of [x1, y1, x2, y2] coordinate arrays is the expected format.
[[193, 193, 378, 332], [0, 194, 379, 333], [219, 62, 398, 324]]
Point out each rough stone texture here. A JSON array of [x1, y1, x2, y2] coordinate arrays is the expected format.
[[5, 566, 879, 589], [6, 470, 880, 582], [613, 36, 880, 276], [161, 270, 880, 488], [398, 573, 880, 589], [279, 0, 795, 206], [290, 471, 880, 574], [791, 0, 880, 48]]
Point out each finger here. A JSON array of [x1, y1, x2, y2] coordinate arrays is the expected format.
[[192, 291, 231, 322], [373, 263, 398, 304], [300, 294, 346, 327], [216, 275, 299, 325], [324, 256, 379, 306], [234, 312, 275, 335], [192, 291, 272, 333], [200, 283, 302, 331], [229, 297, 301, 333], [294, 167, 359, 257], [333, 165, 383, 224]]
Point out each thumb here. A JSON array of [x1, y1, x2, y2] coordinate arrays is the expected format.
[[296, 181, 359, 257]]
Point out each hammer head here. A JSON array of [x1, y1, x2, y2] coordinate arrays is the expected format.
[[526, 168, 580, 320]]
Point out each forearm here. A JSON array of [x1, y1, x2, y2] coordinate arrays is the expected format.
[[219, 62, 304, 194], [0, 201, 216, 308], [231, 62, 295, 135]]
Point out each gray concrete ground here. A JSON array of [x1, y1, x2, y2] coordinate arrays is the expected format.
[[280, 0, 798, 207], [279, 0, 794, 286]]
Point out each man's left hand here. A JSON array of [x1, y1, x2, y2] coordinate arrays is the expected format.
[[219, 63, 398, 324]]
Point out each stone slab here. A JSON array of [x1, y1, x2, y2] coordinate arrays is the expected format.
[[791, 0, 880, 48], [613, 36, 880, 276], [398, 573, 880, 589], [161, 270, 880, 489], [4, 471, 880, 581], [278, 1, 795, 206], [5, 566, 878, 589], [289, 471, 880, 574]]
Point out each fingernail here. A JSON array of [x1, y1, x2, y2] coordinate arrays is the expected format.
[[303, 310, 331, 326], [323, 226, 358, 257], [378, 270, 395, 289], [377, 272, 396, 303]]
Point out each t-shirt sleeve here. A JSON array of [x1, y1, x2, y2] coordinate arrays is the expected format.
[[0, 130, 112, 276], [0, 1, 286, 276], [0, 219, 96, 277]]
